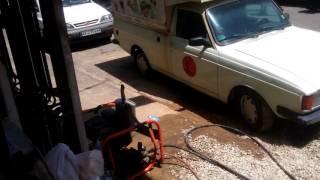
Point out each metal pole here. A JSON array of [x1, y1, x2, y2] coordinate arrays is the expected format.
[[0, 62, 14, 180], [0, 60, 21, 129], [38, 0, 88, 152]]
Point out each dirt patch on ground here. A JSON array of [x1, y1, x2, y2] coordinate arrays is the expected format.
[[130, 109, 266, 179]]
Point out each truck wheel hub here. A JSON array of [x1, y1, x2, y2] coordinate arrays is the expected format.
[[137, 55, 148, 73], [240, 95, 258, 124]]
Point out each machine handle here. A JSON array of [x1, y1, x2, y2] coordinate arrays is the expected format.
[[121, 84, 126, 103]]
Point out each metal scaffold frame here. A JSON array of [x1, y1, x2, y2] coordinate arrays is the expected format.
[[0, 0, 87, 178]]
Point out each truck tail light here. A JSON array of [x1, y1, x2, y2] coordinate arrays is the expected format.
[[302, 95, 313, 110]]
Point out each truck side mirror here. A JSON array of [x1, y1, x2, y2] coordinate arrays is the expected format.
[[189, 37, 211, 47], [284, 12, 290, 19]]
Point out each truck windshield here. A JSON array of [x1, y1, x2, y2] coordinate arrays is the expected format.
[[62, 0, 90, 6], [207, 0, 290, 45]]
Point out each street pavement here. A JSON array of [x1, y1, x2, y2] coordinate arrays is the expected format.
[[72, 42, 179, 121], [282, 5, 320, 32]]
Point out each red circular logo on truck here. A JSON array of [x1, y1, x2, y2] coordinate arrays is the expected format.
[[183, 56, 197, 77]]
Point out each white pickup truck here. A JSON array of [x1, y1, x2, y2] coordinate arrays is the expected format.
[[113, 0, 320, 131], [36, 0, 113, 42]]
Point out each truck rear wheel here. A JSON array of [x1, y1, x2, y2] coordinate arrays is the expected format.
[[134, 51, 151, 76], [237, 89, 274, 132]]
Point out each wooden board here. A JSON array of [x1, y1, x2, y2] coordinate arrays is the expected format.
[[112, 0, 168, 31]]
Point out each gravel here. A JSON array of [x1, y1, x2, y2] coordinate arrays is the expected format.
[[260, 137, 320, 180], [168, 129, 320, 180]]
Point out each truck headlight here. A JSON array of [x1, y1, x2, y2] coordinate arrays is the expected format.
[[100, 14, 113, 23], [302, 95, 313, 110], [66, 23, 74, 30]]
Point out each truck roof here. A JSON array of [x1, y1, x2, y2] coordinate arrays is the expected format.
[[112, 0, 222, 33], [176, 1, 220, 13], [166, 0, 216, 6]]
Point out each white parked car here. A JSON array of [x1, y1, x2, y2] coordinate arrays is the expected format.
[[113, 0, 320, 131], [36, 0, 113, 42]]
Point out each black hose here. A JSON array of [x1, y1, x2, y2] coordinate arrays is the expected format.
[[164, 144, 250, 180], [184, 124, 297, 180]]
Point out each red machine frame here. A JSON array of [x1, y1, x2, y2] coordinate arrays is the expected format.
[[84, 102, 164, 180]]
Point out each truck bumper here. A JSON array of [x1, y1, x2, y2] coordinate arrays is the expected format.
[[277, 106, 320, 125], [67, 22, 113, 42]]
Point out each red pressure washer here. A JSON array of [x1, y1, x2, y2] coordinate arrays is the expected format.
[[84, 85, 163, 180]]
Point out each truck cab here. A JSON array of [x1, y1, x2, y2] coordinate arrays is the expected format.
[[113, 0, 320, 131]]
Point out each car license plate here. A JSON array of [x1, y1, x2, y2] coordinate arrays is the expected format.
[[80, 29, 101, 37]]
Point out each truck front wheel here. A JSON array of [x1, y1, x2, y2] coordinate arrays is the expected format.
[[237, 89, 274, 132], [134, 51, 151, 76]]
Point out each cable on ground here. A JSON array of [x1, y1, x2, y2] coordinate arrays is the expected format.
[[178, 124, 297, 180], [164, 144, 250, 180], [164, 153, 201, 180]]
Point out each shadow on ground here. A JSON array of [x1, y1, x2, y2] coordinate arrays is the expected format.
[[96, 56, 320, 148], [70, 37, 111, 52], [278, 0, 320, 13]]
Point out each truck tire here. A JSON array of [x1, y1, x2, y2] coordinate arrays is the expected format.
[[237, 89, 274, 132], [134, 51, 151, 76]]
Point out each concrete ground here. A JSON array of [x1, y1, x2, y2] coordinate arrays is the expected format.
[[72, 4, 320, 179], [72, 39, 247, 179]]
